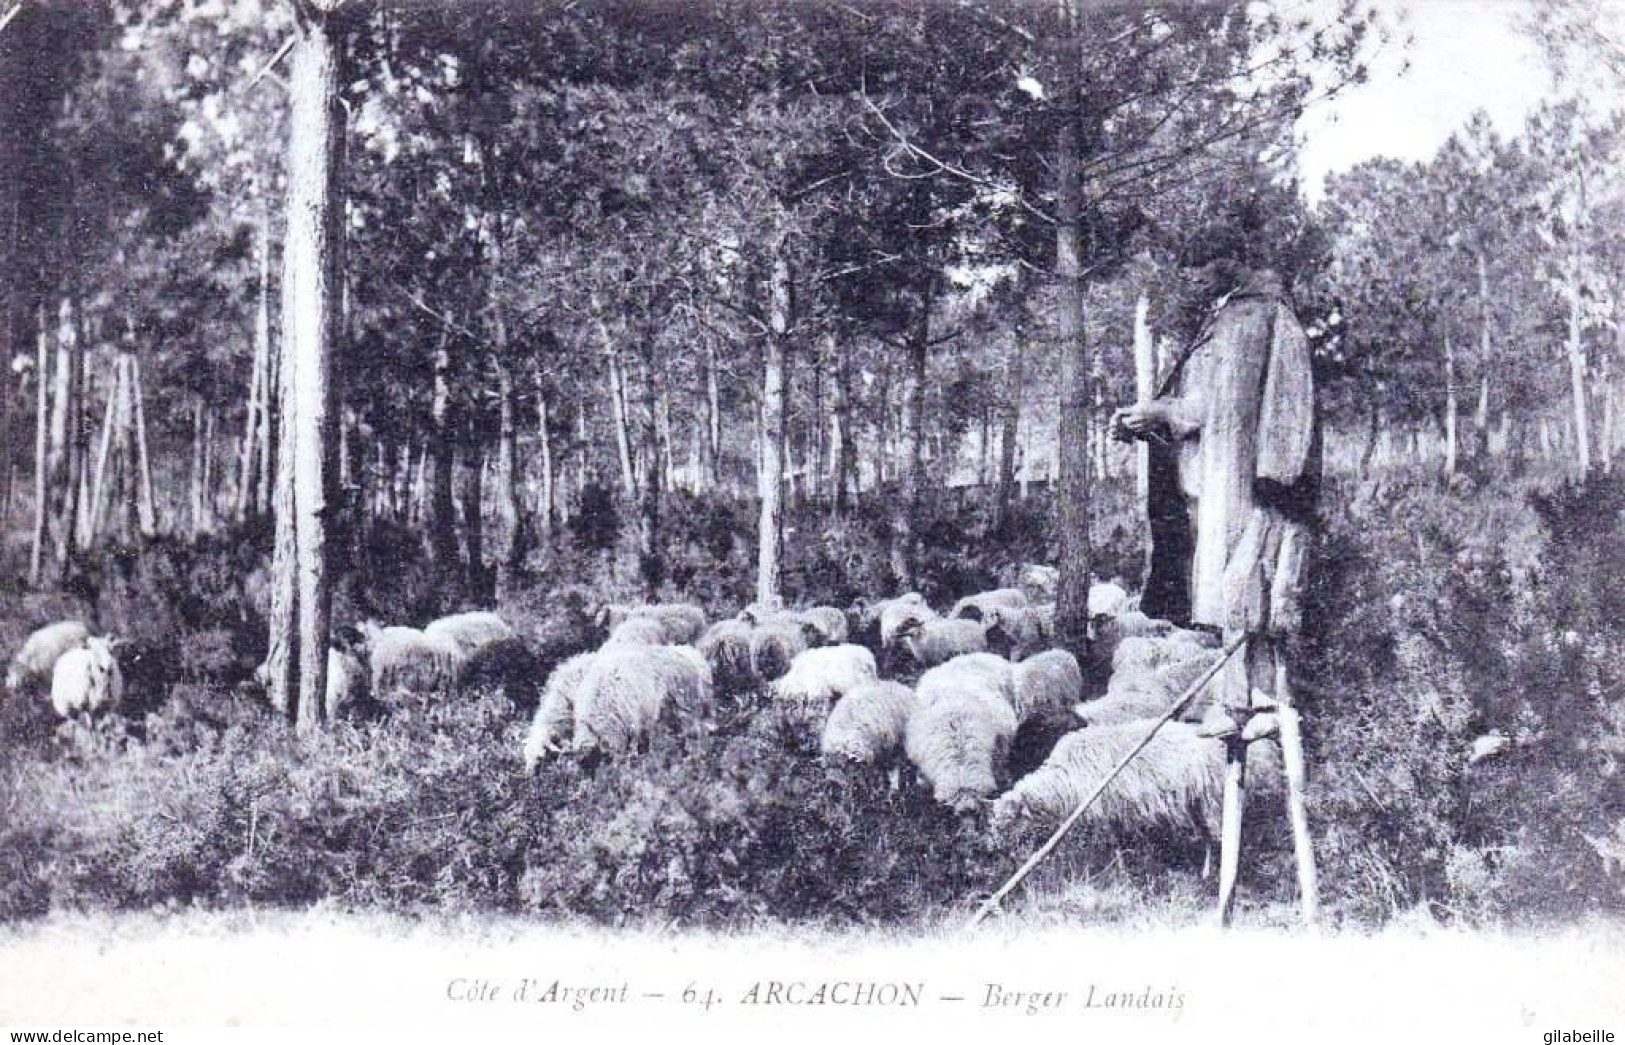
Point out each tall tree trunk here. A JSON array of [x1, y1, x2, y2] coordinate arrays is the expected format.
[[1053, 37, 1094, 653], [1443, 324, 1458, 479], [756, 250, 791, 609], [1473, 252, 1492, 461], [535, 370, 554, 542], [29, 309, 48, 584], [705, 338, 722, 490], [828, 332, 855, 513], [131, 354, 154, 535], [270, 7, 347, 730], [995, 323, 1026, 529], [891, 287, 932, 588], [88, 355, 119, 547], [601, 323, 638, 501], [460, 431, 486, 598], [1567, 168, 1591, 478], [637, 368, 663, 598], [427, 332, 458, 572], [493, 356, 520, 597]]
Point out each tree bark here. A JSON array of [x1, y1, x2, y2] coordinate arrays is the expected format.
[[1052, 29, 1094, 652], [704, 337, 722, 490], [1443, 324, 1458, 479], [131, 354, 155, 535], [427, 332, 459, 572], [756, 249, 791, 609], [828, 332, 856, 513], [29, 308, 48, 584], [460, 433, 486, 598], [891, 285, 932, 587], [601, 321, 638, 501], [270, 8, 346, 730], [995, 322, 1026, 529], [535, 368, 554, 541]]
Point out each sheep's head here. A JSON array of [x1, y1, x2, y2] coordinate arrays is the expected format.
[[988, 791, 1030, 837]]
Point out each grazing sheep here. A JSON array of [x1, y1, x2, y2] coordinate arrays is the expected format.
[[950, 587, 1030, 622], [424, 610, 515, 657], [905, 683, 1018, 813], [797, 606, 850, 646], [1016, 564, 1060, 603], [820, 681, 916, 765], [771, 644, 879, 734], [50, 637, 124, 718], [1074, 647, 1226, 727], [359, 621, 461, 697], [1087, 581, 1131, 618], [877, 593, 936, 650], [1012, 649, 1083, 726], [982, 603, 1056, 661], [916, 652, 1016, 708], [604, 615, 670, 647], [7, 620, 91, 691], [325, 646, 370, 720], [523, 652, 597, 769], [991, 720, 1280, 845], [893, 616, 988, 670], [571, 644, 713, 756], [1111, 634, 1210, 676], [773, 644, 878, 704], [697, 619, 755, 693], [595, 602, 708, 645], [749, 618, 820, 683]]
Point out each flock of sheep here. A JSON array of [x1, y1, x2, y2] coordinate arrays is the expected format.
[[6, 562, 1267, 852]]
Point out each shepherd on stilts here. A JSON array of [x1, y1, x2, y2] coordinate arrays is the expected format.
[[1111, 259, 1321, 927]]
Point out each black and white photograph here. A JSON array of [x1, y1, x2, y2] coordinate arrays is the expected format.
[[0, 0, 1622, 1037]]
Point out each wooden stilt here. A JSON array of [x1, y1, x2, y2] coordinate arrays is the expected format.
[[1274, 658, 1320, 927], [1215, 735, 1248, 926]]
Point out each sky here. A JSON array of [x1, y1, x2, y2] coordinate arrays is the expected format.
[[1295, 0, 1555, 203]]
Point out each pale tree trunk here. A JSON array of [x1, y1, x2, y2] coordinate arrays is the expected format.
[[994, 324, 1026, 529], [1474, 252, 1492, 461], [269, 7, 346, 730], [1567, 169, 1591, 478], [88, 355, 120, 546], [493, 356, 520, 597], [827, 332, 856, 513], [1053, 54, 1094, 652], [1133, 293, 1154, 500], [600, 321, 638, 501], [29, 310, 48, 584], [239, 209, 272, 519], [1443, 325, 1458, 479], [654, 385, 674, 495], [891, 287, 932, 588], [636, 364, 663, 597], [535, 369, 554, 541], [118, 357, 140, 543], [575, 406, 588, 509], [705, 338, 722, 489], [428, 334, 458, 571], [756, 250, 791, 609], [131, 354, 154, 534], [460, 431, 486, 597]]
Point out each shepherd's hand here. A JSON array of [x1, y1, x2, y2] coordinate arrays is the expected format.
[[1110, 402, 1165, 442]]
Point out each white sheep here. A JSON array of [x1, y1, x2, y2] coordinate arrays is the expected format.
[[600, 603, 708, 645], [905, 683, 1018, 813], [358, 621, 461, 697], [797, 606, 850, 646], [571, 644, 714, 756], [771, 644, 879, 734], [991, 720, 1280, 847], [916, 652, 1016, 708], [1012, 649, 1083, 726], [877, 593, 936, 650], [325, 646, 370, 720], [981, 602, 1056, 661], [950, 587, 1030, 622], [749, 617, 820, 682], [1087, 581, 1131, 618], [604, 615, 670, 647], [50, 637, 124, 718], [697, 619, 755, 692], [893, 616, 989, 670], [423, 610, 515, 657], [1016, 564, 1060, 603], [523, 652, 598, 769], [820, 681, 916, 765], [7, 620, 91, 691], [1110, 634, 1210, 676]]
